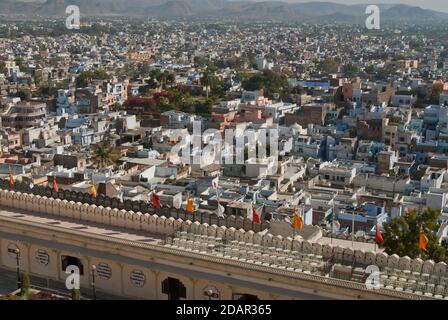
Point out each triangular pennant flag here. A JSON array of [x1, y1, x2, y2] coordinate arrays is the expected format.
[[293, 211, 303, 231], [173, 196, 181, 209], [151, 192, 161, 208], [419, 225, 428, 252], [212, 176, 219, 190], [52, 178, 59, 192], [332, 220, 341, 233], [248, 206, 261, 224], [186, 196, 194, 213], [216, 204, 225, 218], [90, 185, 97, 198], [375, 224, 384, 245], [8, 172, 15, 187]]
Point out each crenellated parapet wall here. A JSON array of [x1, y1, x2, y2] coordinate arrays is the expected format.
[[0, 188, 447, 277], [0, 180, 269, 232]]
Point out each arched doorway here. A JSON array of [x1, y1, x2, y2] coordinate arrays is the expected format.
[[232, 293, 259, 300], [61, 255, 84, 275], [161, 277, 186, 300]]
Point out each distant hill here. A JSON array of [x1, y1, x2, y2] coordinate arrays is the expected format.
[[1, 0, 448, 23]]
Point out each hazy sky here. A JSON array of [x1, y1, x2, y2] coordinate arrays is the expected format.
[[285, 0, 448, 12], [16, 0, 448, 13]]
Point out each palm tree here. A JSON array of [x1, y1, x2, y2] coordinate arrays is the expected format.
[[201, 67, 217, 99], [201, 70, 211, 98], [91, 141, 119, 169]]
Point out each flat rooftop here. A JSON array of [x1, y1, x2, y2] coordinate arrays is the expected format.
[[317, 236, 383, 252]]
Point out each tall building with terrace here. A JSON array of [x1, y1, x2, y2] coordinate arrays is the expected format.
[[0, 102, 47, 129]]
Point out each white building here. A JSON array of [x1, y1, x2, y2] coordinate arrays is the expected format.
[[391, 93, 416, 107]]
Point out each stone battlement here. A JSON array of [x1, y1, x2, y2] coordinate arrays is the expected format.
[[0, 188, 447, 278]]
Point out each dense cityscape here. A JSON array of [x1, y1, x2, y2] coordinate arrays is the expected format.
[[1, 0, 448, 302]]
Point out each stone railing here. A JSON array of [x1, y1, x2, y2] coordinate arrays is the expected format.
[[0, 211, 436, 300], [0, 188, 447, 280], [0, 180, 269, 232]]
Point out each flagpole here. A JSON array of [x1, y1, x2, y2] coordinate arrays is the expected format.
[[293, 208, 297, 238], [419, 223, 423, 259], [419, 224, 421, 259], [216, 174, 221, 222], [374, 222, 377, 252], [190, 191, 195, 222], [330, 202, 335, 245], [251, 203, 255, 230], [351, 210, 355, 248], [251, 192, 255, 231], [188, 191, 195, 223]]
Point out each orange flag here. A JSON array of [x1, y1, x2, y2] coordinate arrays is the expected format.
[[8, 172, 15, 187], [419, 225, 428, 252], [186, 196, 194, 213], [91, 185, 97, 198], [293, 211, 303, 231], [52, 178, 59, 192]]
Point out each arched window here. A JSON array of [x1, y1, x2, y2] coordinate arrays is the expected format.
[[61, 255, 84, 275], [161, 277, 186, 300]]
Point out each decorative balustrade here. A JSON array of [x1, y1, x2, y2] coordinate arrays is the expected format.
[[0, 180, 268, 232], [0, 205, 442, 300], [378, 267, 448, 298], [165, 231, 326, 276], [1, 186, 448, 300], [162, 230, 448, 300]]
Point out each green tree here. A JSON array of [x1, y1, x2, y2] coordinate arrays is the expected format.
[[442, 238, 448, 251], [76, 70, 109, 88], [11, 91, 27, 100], [364, 65, 375, 74], [200, 67, 219, 98], [241, 70, 290, 98], [0, 60, 6, 74], [430, 83, 444, 105], [376, 62, 399, 80], [148, 69, 174, 89], [91, 141, 120, 169], [111, 102, 123, 112], [14, 57, 24, 70], [71, 288, 81, 300], [317, 58, 339, 74], [195, 99, 215, 115], [166, 90, 185, 111], [157, 96, 170, 111], [116, 118, 125, 134], [382, 208, 447, 262], [20, 273, 30, 296], [343, 64, 359, 78]]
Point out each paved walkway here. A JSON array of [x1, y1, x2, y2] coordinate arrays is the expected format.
[[317, 236, 384, 252], [0, 207, 164, 244]]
